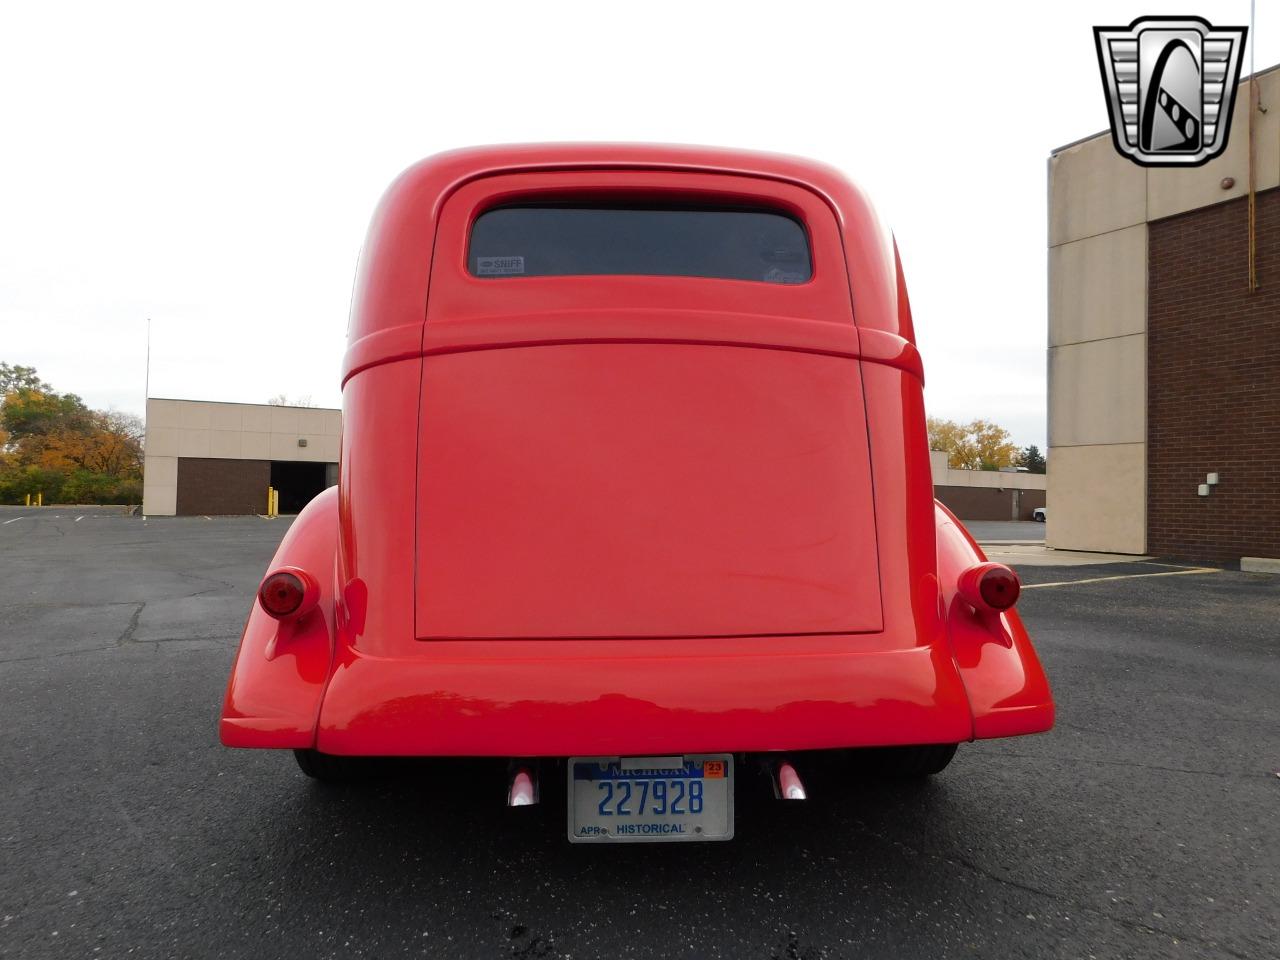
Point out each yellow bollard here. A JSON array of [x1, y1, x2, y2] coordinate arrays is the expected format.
[[25, 493, 31, 506], [36, 492, 43, 507]]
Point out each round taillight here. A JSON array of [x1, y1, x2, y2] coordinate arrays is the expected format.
[[957, 562, 1021, 613], [978, 566, 1020, 610], [259, 572, 304, 617]]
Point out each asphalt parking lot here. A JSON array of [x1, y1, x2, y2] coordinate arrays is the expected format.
[[1, 508, 1277, 959], [964, 520, 1044, 543]]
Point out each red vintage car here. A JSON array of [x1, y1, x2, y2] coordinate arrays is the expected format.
[[220, 144, 1053, 842]]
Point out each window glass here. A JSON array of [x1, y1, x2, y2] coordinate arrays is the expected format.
[[468, 205, 811, 283]]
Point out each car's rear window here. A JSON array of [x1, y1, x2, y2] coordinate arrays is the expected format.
[[467, 205, 812, 283]]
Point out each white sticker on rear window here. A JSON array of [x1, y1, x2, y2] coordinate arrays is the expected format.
[[763, 267, 807, 284], [476, 255, 526, 276]]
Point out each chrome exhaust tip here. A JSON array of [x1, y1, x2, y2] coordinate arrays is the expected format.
[[508, 765, 538, 806], [775, 761, 807, 800]]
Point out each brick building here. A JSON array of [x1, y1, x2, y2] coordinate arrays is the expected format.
[[1047, 63, 1279, 562]]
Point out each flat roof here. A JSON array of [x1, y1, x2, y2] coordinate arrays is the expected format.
[[148, 397, 339, 412]]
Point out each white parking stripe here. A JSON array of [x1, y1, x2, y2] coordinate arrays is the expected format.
[[1023, 567, 1220, 589], [76, 516, 84, 522], [2, 516, 25, 524]]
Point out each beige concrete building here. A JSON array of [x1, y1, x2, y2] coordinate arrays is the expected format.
[[142, 399, 341, 516], [1047, 64, 1280, 559]]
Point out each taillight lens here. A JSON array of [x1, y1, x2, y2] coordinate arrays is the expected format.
[[978, 566, 1020, 610], [259, 571, 306, 618], [957, 562, 1021, 613]]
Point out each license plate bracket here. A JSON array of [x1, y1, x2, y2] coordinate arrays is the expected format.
[[567, 754, 734, 843]]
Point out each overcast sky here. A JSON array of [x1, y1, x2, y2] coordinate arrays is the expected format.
[[3, 1, 1276, 450]]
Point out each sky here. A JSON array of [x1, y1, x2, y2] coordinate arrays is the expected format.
[[3, 1, 1277, 451]]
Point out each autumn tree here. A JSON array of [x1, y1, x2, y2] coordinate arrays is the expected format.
[[0, 365, 143, 504], [89, 410, 144, 476], [927, 417, 1019, 471]]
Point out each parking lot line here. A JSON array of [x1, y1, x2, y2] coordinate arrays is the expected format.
[[1023, 567, 1221, 589], [2, 516, 25, 524]]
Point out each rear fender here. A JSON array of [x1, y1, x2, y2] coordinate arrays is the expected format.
[[219, 486, 338, 748], [935, 501, 1054, 739]]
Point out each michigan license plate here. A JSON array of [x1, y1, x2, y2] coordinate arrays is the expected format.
[[567, 755, 733, 843]]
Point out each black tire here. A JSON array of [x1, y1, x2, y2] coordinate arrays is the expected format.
[[293, 748, 374, 782], [864, 743, 958, 778]]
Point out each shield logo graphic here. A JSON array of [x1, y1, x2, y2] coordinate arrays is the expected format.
[[1094, 17, 1248, 167]]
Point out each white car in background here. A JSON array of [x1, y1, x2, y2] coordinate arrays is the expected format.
[[1032, 507, 1047, 522]]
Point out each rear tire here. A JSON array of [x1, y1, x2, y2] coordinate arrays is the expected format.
[[293, 748, 373, 782], [864, 743, 958, 778]]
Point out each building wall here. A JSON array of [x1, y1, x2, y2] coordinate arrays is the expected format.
[[928, 450, 1046, 520], [1046, 137, 1149, 554], [143, 399, 341, 516], [1047, 65, 1280, 558], [176, 458, 270, 515], [935, 486, 1046, 522], [928, 450, 1048, 491], [1147, 189, 1280, 560]]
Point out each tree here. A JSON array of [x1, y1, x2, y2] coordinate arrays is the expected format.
[[1, 387, 93, 442], [927, 417, 1019, 471], [36, 410, 144, 476], [0, 363, 50, 395], [0, 364, 144, 504], [89, 410, 144, 476], [267, 394, 316, 407], [1018, 444, 1046, 474]]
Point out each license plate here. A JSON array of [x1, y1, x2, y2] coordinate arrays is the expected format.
[[567, 755, 734, 843]]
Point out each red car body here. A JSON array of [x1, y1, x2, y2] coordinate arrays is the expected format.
[[220, 144, 1053, 761]]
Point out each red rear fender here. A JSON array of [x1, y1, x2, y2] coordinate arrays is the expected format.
[[219, 486, 338, 748], [935, 502, 1054, 738]]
